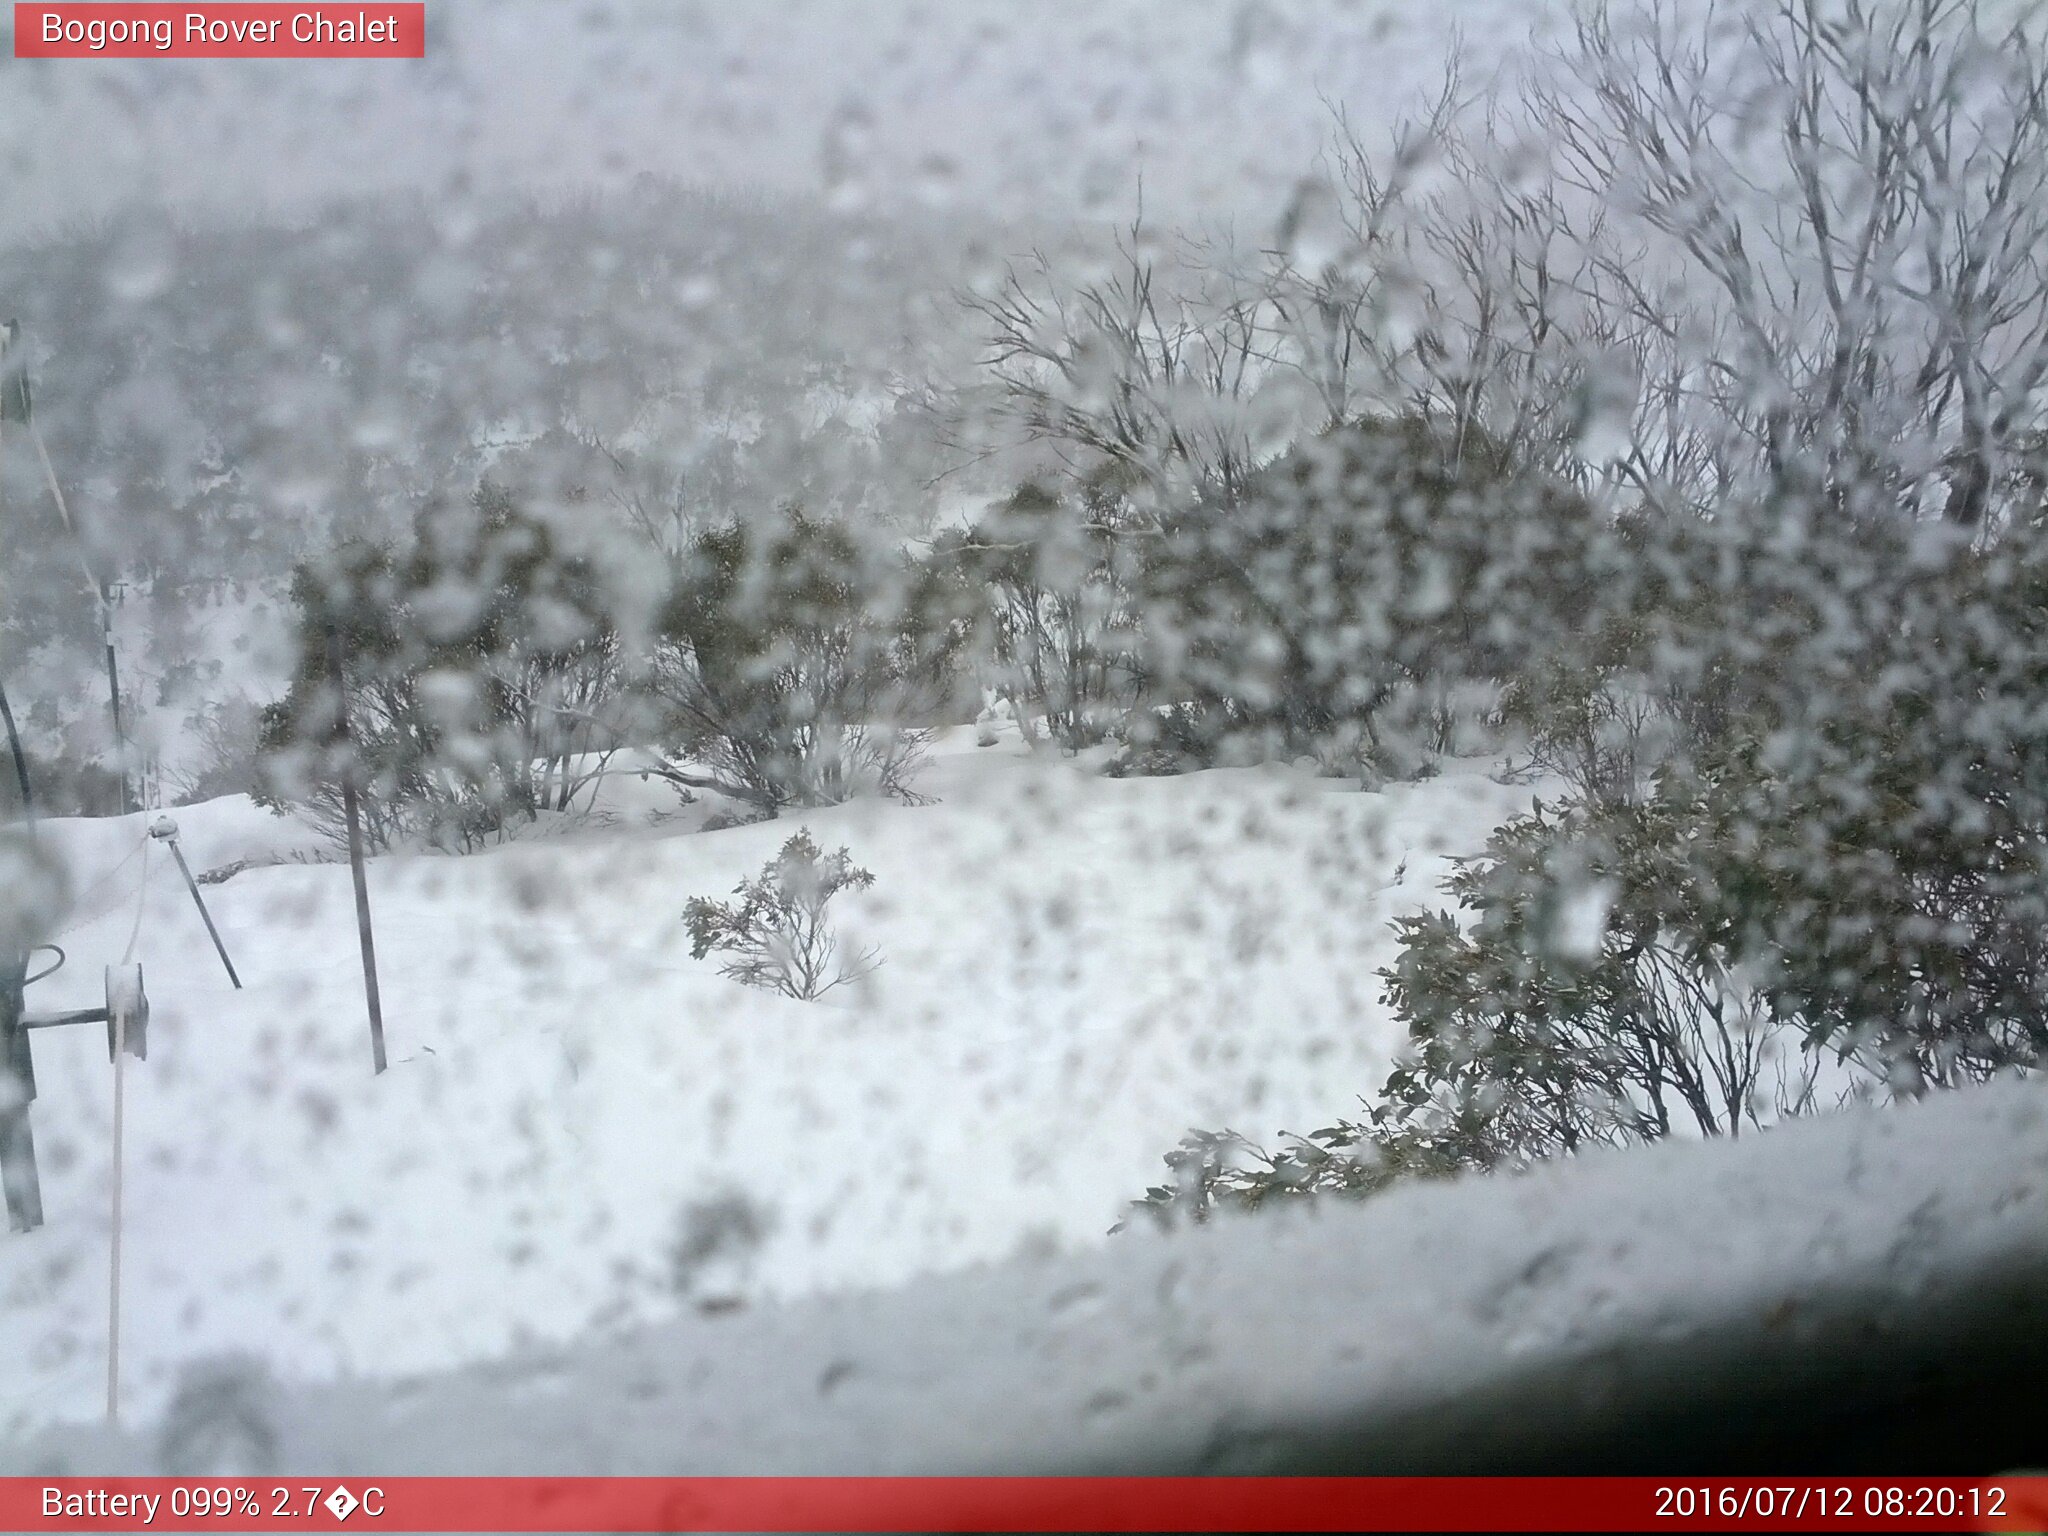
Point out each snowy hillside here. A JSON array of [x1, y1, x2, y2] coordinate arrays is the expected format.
[[0, 731, 1538, 1435]]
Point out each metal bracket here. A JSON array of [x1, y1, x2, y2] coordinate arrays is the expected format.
[[2, 956, 148, 1232]]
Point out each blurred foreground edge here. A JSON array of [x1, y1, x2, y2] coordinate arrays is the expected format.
[[4, 1078, 2044, 1477]]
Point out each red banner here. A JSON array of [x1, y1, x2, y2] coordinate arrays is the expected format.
[[6, 1476, 2048, 1532], [13, 5, 424, 58]]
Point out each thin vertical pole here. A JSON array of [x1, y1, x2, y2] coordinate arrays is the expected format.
[[101, 588, 132, 816], [0, 428, 31, 835], [326, 626, 388, 1074], [0, 1082, 40, 1231], [0, 682, 32, 824], [25, 422, 130, 817], [1, 429, 31, 830]]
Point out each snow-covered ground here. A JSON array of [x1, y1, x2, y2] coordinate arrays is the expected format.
[[14, 1055, 2044, 1477], [0, 729, 1539, 1435]]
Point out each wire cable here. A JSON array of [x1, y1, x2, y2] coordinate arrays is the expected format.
[[27, 420, 110, 627], [119, 832, 150, 967], [23, 943, 62, 986], [50, 831, 152, 941]]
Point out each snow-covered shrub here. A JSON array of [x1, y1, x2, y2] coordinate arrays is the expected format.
[[1123, 759, 1823, 1225], [1635, 507, 2048, 1089], [919, 475, 1143, 752], [1121, 415, 1599, 778], [155, 1356, 282, 1475], [257, 484, 622, 853], [1118, 1120, 1472, 1231], [1125, 766, 1844, 1226], [1376, 775, 1847, 1167], [668, 1191, 774, 1311], [683, 830, 879, 1001], [644, 511, 930, 812]]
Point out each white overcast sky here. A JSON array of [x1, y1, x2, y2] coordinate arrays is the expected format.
[[0, 0, 1558, 241]]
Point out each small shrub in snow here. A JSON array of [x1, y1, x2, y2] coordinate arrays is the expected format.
[[156, 1355, 282, 1475], [684, 831, 879, 1000], [698, 801, 777, 833], [668, 1191, 774, 1312]]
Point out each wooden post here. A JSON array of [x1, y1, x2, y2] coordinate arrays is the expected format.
[[326, 626, 388, 1074]]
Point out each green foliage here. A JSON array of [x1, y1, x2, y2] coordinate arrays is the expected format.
[[1378, 769, 1830, 1166], [256, 482, 619, 851], [1130, 523, 2048, 1219], [0, 742, 127, 819], [683, 830, 879, 1001], [1601, 498, 2048, 1086], [649, 510, 930, 810], [1124, 762, 1827, 1228], [1117, 1119, 1474, 1231], [1122, 414, 1602, 778]]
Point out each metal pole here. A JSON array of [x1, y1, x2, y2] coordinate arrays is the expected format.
[[2, 425, 37, 832], [0, 416, 43, 1233], [101, 589, 132, 817], [1, 949, 42, 1232], [326, 626, 388, 1074], [0, 681, 32, 824], [157, 826, 241, 989], [22, 419, 129, 820]]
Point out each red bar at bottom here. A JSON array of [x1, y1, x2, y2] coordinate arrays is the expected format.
[[9, 1476, 2048, 1532]]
